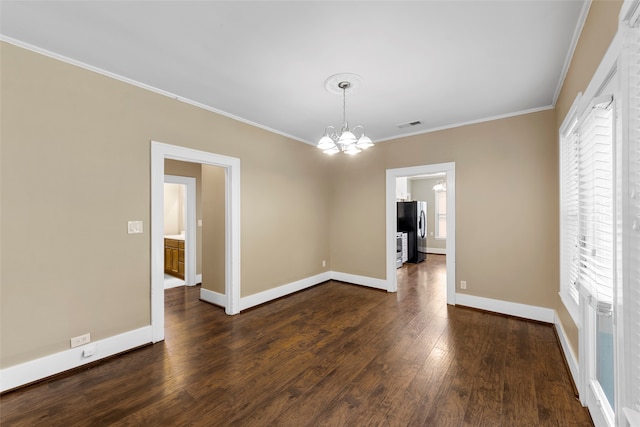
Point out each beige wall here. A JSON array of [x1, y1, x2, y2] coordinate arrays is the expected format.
[[554, 0, 623, 356], [0, 0, 624, 371], [408, 177, 447, 251], [330, 110, 561, 309], [165, 159, 203, 276], [164, 183, 184, 235], [0, 41, 331, 368], [202, 165, 226, 294]]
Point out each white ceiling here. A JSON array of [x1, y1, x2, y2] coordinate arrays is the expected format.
[[0, 1, 588, 145]]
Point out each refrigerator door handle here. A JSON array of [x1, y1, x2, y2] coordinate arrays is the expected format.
[[419, 210, 426, 238]]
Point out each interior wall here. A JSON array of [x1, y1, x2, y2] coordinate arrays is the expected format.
[[201, 165, 226, 294], [330, 109, 560, 310], [163, 183, 184, 235], [0, 41, 331, 368], [553, 0, 623, 356], [165, 159, 203, 277], [408, 177, 446, 252]]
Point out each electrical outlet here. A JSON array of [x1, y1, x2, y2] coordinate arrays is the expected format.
[[460, 280, 467, 290], [70, 333, 91, 348]]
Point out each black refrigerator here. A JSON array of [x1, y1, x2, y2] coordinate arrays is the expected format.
[[397, 201, 427, 263]]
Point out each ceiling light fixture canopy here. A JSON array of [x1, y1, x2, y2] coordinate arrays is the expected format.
[[318, 75, 373, 155]]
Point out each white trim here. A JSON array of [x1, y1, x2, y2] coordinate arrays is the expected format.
[[204, 271, 386, 312], [330, 271, 388, 290], [196, 274, 202, 284], [577, 32, 622, 119], [559, 92, 582, 325], [455, 293, 556, 323], [426, 248, 447, 255], [386, 163, 456, 305], [0, 36, 562, 148], [552, 0, 593, 106], [0, 326, 152, 393], [199, 288, 226, 308], [0, 36, 308, 145], [239, 272, 331, 311], [620, 0, 640, 26], [164, 276, 185, 289], [164, 175, 196, 287], [554, 312, 581, 393], [152, 141, 241, 345], [375, 106, 553, 144]]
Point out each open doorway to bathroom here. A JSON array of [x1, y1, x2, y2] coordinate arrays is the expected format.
[[163, 173, 197, 289], [151, 141, 241, 343]]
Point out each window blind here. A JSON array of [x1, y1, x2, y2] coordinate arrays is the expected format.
[[561, 119, 581, 305], [623, 23, 640, 427], [576, 100, 615, 313]]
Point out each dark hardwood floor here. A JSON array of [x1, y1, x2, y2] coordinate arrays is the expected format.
[[1, 255, 593, 426]]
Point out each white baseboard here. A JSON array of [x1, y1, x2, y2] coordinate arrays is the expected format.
[[195, 274, 202, 284], [455, 293, 555, 323], [200, 271, 388, 312], [426, 247, 447, 255], [239, 272, 331, 311], [164, 276, 185, 289], [554, 312, 580, 393], [199, 288, 226, 307], [0, 326, 152, 393], [330, 271, 388, 291]]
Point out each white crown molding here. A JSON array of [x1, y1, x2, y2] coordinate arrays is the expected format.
[[374, 105, 555, 144], [0, 326, 152, 393], [1, 35, 563, 148], [552, 0, 593, 106], [0, 36, 308, 145]]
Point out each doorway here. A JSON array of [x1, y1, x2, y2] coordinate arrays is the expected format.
[[163, 175, 197, 289], [151, 141, 241, 343], [386, 162, 456, 304]]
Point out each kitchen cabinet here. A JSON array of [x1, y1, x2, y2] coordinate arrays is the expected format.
[[164, 238, 184, 279], [396, 177, 410, 201]]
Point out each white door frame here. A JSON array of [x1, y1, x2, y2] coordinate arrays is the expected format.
[[151, 141, 241, 343], [385, 162, 456, 304], [164, 175, 196, 287]]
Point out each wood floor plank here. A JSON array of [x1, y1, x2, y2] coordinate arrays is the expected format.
[[501, 317, 542, 426], [0, 255, 592, 426]]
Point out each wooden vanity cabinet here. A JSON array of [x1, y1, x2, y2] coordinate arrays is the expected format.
[[164, 238, 185, 279]]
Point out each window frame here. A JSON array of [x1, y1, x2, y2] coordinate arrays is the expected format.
[[559, 92, 583, 325], [434, 188, 447, 240]]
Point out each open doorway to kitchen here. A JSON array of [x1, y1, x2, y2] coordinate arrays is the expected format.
[[385, 162, 455, 304], [151, 141, 241, 344]]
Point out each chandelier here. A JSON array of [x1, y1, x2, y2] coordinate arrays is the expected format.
[[317, 75, 373, 155], [433, 179, 447, 191]]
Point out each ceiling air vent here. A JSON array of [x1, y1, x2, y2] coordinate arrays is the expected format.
[[397, 120, 422, 129]]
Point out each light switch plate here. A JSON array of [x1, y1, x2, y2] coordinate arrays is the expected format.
[[127, 220, 143, 234]]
